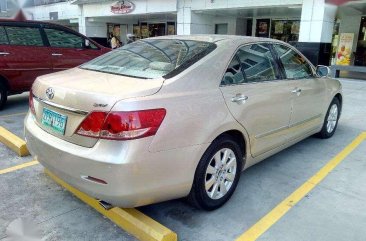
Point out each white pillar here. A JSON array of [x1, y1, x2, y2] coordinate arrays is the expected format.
[[299, 0, 337, 43], [177, 0, 192, 35], [78, 5, 86, 35]]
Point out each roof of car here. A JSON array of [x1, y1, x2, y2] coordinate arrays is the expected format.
[[150, 34, 284, 44]]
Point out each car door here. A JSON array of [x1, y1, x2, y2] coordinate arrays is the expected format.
[[42, 26, 103, 71], [0, 23, 52, 92], [273, 44, 327, 140], [220, 43, 292, 157]]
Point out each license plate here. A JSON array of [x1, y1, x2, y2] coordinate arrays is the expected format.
[[41, 108, 67, 135]]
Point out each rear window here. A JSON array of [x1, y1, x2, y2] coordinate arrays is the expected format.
[[81, 39, 216, 79]]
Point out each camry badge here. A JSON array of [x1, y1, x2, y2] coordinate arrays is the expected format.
[[46, 87, 54, 100]]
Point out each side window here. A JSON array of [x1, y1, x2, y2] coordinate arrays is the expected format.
[[221, 55, 244, 85], [5, 26, 44, 46], [221, 44, 278, 86], [237, 44, 278, 83], [44, 28, 84, 48], [0, 26, 8, 44], [274, 44, 313, 79]]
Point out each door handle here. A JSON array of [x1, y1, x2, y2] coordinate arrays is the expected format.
[[291, 88, 302, 95], [231, 94, 248, 104], [52, 53, 63, 56], [0, 52, 10, 56]]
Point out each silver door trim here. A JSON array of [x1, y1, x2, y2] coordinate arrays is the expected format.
[[289, 114, 322, 128], [255, 125, 288, 139]]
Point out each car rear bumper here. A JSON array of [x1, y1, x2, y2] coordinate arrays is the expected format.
[[24, 113, 208, 207]]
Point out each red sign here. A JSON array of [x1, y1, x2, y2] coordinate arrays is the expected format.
[[111, 1, 135, 14]]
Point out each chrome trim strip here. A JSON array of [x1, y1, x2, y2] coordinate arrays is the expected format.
[[289, 114, 322, 128], [255, 114, 322, 139], [255, 125, 288, 139], [33, 95, 89, 115]]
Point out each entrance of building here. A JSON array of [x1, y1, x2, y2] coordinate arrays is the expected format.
[[148, 23, 166, 37], [355, 16, 366, 66]]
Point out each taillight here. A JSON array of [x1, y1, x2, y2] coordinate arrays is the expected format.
[[76, 112, 107, 138], [76, 109, 166, 140], [29, 89, 36, 116]]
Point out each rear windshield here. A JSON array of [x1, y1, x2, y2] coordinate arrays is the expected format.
[[81, 39, 216, 79]]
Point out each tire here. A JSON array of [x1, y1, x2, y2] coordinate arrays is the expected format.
[[0, 82, 7, 110], [317, 98, 340, 139], [187, 134, 243, 211]]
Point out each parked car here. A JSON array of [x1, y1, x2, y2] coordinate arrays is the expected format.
[[0, 20, 110, 109], [25, 35, 342, 210]]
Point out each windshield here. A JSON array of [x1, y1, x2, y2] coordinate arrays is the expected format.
[[81, 39, 216, 79]]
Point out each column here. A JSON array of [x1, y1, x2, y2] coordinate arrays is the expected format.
[[296, 0, 337, 65]]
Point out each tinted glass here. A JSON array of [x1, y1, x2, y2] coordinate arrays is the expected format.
[[45, 28, 83, 48], [81, 39, 215, 79], [0, 26, 8, 44], [5, 26, 43, 46], [237, 44, 278, 83], [274, 44, 313, 79], [221, 55, 244, 85]]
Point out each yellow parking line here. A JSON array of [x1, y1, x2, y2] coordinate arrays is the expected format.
[[0, 112, 27, 118], [0, 160, 39, 175], [236, 132, 366, 241], [0, 126, 30, 156], [45, 168, 177, 241]]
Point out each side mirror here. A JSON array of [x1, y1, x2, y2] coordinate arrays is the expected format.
[[316, 65, 330, 77]]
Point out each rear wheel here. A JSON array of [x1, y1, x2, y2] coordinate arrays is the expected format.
[[187, 135, 243, 210], [317, 98, 340, 139], [0, 82, 7, 110]]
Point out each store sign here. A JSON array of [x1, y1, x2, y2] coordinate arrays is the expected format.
[[336, 33, 354, 65], [111, 1, 135, 14]]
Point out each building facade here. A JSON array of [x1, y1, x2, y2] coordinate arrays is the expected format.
[[23, 0, 366, 67]]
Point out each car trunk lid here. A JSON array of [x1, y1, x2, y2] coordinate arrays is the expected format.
[[31, 68, 163, 147]]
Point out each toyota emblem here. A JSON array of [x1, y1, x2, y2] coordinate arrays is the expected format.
[[46, 87, 54, 100]]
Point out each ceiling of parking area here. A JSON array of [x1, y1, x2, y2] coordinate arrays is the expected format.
[[341, 0, 366, 14], [193, 5, 302, 19]]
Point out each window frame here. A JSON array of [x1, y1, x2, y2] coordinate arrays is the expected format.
[[220, 42, 283, 87], [0, 22, 47, 47], [272, 43, 316, 80], [40, 24, 100, 50]]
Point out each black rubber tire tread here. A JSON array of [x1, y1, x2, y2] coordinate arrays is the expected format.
[[317, 97, 340, 139], [0, 82, 7, 110], [187, 134, 243, 211]]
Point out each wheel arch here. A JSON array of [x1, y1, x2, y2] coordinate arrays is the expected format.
[[212, 129, 248, 170], [0, 74, 10, 91]]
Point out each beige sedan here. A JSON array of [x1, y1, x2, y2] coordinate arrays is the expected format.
[[25, 35, 342, 210]]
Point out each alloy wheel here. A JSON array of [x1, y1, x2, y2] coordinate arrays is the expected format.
[[326, 104, 338, 133], [205, 148, 237, 200]]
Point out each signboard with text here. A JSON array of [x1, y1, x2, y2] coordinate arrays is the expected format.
[[111, 1, 135, 14]]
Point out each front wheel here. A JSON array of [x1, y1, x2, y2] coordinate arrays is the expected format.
[[187, 135, 243, 210], [317, 98, 340, 139]]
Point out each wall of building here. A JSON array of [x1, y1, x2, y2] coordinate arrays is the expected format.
[[25, 2, 79, 21], [83, 0, 176, 18], [190, 0, 303, 10], [338, 13, 362, 53]]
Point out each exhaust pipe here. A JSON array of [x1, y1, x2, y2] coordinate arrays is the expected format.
[[98, 200, 113, 210]]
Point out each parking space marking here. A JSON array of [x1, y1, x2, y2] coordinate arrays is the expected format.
[[236, 132, 366, 241], [45, 168, 178, 241], [0, 126, 30, 156], [0, 112, 27, 118], [0, 160, 39, 175]]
